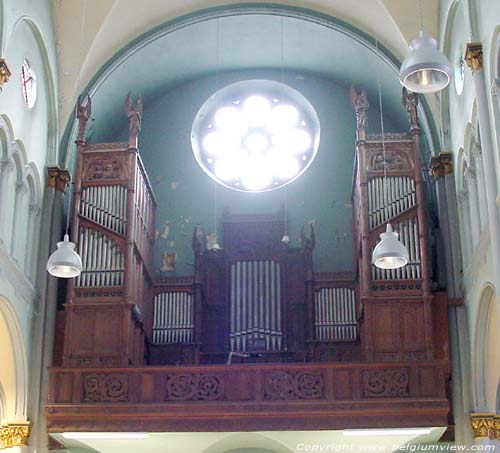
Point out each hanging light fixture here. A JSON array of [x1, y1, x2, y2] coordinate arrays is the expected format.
[[372, 224, 409, 269], [372, 39, 409, 270], [47, 233, 82, 278], [399, 0, 452, 93]]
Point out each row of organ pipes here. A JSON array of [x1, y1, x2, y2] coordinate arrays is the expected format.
[[76, 227, 125, 287], [80, 185, 127, 235], [152, 292, 194, 344], [368, 176, 416, 229], [229, 260, 283, 352]]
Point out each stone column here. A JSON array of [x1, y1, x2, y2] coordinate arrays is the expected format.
[[457, 190, 472, 265], [429, 154, 474, 444], [27, 167, 70, 453], [471, 139, 488, 229], [464, 167, 482, 248], [466, 43, 500, 311]]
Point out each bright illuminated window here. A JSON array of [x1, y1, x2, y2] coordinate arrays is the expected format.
[[21, 60, 36, 108], [191, 80, 320, 192]]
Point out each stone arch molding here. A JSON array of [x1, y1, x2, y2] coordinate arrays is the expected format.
[[474, 284, 496, 411], [0, 295, 28, 422], [0, 114, 42, 278]]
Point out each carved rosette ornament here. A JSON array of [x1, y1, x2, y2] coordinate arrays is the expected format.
[[470, 413, 500, 440], [83, 374, 129, 402], [165, 373, 224, 401], [0, 59, 11, 92], [0, 422, 31, 449], [47, 166, 71, 192], [465, 43, 483, 74], [362, 368, 409, 398], [264, 371, 325, 400]]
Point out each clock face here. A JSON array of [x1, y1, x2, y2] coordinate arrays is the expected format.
[[21, 60, 37, 108]]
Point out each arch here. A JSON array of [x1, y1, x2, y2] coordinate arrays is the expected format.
[[7, 15, 58, 165], [474, 284, 498, 410], [204, 433, 293, 453], [58, 3, 439, 172], [0, 296, 28, 421]]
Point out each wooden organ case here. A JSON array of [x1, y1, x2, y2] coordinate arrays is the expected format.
[[61, 95, 156, 367], [47, 89, 450, 434]]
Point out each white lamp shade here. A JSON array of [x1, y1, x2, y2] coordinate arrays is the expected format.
[[372, 224, 409, 269], [400, 31, 452, 93], [47, 234, 82, 278]]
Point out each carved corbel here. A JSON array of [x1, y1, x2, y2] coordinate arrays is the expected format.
[[465, 43, 483, 74], [0, 59, 11, 92], [47, 166, 71, 192]]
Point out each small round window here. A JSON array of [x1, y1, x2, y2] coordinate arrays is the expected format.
[[191, 80, 320, 193], [21, 60, 37, 108]]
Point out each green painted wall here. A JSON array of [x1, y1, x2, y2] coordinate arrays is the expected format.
[[113, 70, 402, 276]]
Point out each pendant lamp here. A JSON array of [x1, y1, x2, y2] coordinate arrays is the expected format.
[[372, 224, 409, 269], [400, 31, 452, 93], [399, 0, 452, 93], [47, 233, 82, 278]]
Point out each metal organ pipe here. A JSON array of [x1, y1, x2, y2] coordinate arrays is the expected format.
[[152, 292, 194, 344], [314, 287, 357, 341]]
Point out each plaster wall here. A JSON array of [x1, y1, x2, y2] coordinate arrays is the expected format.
[[0, 0, 58, 434]]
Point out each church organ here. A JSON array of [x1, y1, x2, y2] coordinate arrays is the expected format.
[[48, 88, 450, 433]]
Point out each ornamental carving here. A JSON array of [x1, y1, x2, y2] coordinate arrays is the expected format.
[[165, 373, 224, 401], [0, 422, 31, 449], [362, 368, 409, 398], [265, 371, 325, 400], [429, 156, 444, 180], [47, 166, 71, 192], [0, 59, 11, 92], [465, 43, 483, 74], [367, 147, 413, 173], [83, 156, 126, 181], [83, 374, 129, 402], [470, 413, 500, 440]]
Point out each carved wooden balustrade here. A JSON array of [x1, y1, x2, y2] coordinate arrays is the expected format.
[[62, 95, 156, 367], [47, 360, 449, 432]]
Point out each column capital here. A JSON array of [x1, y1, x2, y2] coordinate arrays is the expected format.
[[470, 413, 500, 440], [465, 43, 483, 74], [429, 155, 444, 180], [0, 421, 31, 449], [440, 152, 453, 175], [46, 166, 70, 192], [0, 59, 11, 92]]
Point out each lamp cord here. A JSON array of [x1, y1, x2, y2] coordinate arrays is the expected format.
[[375, 38, 389, 222], [66, 0, 87, 237], [280, 16, 285, 84], [418, 0, 424, 33]]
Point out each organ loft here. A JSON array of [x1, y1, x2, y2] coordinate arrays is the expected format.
[[47, 86, 450, 433]]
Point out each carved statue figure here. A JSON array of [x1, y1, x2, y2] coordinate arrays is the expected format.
[[402, 87, 418, 128], [192, 224, 206, 254], [76, 95, 92, 142], [124, 92, 143, 148], [350, 85, 369, 141]]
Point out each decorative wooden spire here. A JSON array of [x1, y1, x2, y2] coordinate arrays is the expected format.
[[76, 95, 91, 144], [350, 85, 369, 142], [124, 92, 143, 149]]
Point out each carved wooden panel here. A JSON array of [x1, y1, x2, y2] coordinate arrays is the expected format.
[[264, 371, 325, 400], [82, 153, 128, 182], [165, 373, 224, 401], [362, 368, 409, 398], [83, 374, 129, 402]]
